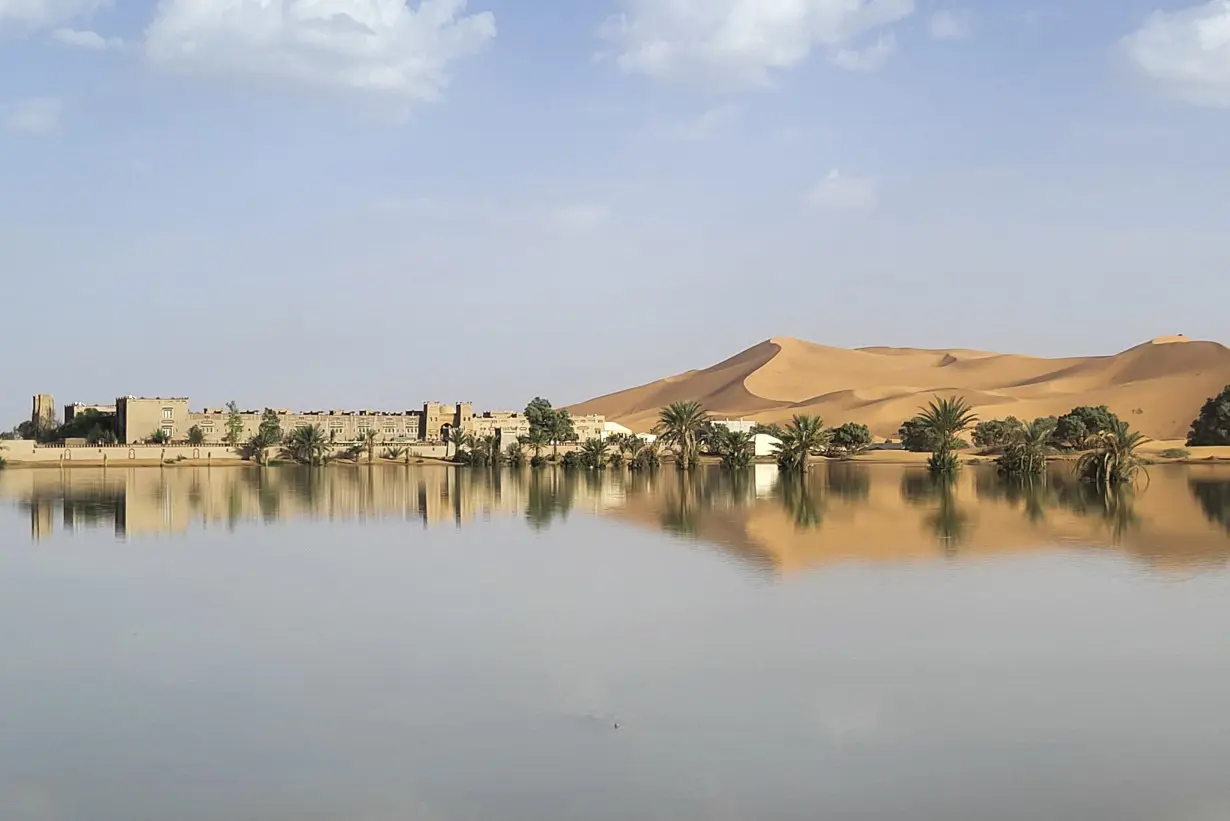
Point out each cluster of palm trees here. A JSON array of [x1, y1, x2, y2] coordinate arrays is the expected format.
[[904, 395, 1149, 490]]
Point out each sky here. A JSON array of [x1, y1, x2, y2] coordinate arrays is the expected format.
[[2, 0, 1230, 423]]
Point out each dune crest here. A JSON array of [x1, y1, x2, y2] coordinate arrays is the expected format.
[[569, 336, 1230, 439]]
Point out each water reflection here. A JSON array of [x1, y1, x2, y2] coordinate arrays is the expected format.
[[2, 463, 1229, 573]]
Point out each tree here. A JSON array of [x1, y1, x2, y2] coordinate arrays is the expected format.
[[525, 397, 556, 436], [57, 409, 119, 443], [656, 401, 710, 470], [770, 415, 830, 472], [827, 422, 873, 457], [519, 429, 548, 463], [280, 425, 331, 466], [505, 442, 526, 467], [712, 427, 755, 470], [361, 428, 379, 464], [547, 410, 576, 461], [914, 396, 979, 474], [973, 417, 1025, 450], [897, 418, 934, 452], [1076, 421, 1149, 488], [579, 437, 609, 469], [258, 409, 284, 448], [146, 429, 172, 445], [187, 426, 206, 446], [224, 401, 245, 448], [1055, 405, 1121, 451], [1187, 385, 1230, 446], [448, 427, 470, 461], [630, 437, 662, 471], [383, 446, 407, 461], [996, 417, 1056, 478]]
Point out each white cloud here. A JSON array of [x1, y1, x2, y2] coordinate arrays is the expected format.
[[0, 0, 103, 29], [1122, 0, 1230, 107], [4, 97, 63, 135], [929, 9, 971, 40], [805, 169, 877, 212], [51, 26, 120, 49], [601, 0, 915, 88], [829, 34, 896, 71], [144, 0, 497, 102], [663, 103, 739, 141]]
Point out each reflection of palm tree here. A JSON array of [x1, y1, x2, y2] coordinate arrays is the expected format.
[[775, 473, 823, 530], [1051, 474, 1139, 543], [926, 477, 968, 554], [825, 461, 870, 503], [1189, 478, 1230, 534], [525, 469, 577, 531], [901, 471, 968, 553]]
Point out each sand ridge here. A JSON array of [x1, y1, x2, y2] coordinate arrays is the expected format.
[[569, 335, 1230, 439]]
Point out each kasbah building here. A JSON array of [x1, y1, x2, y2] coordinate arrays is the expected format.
[[39, 395, 606, 447]]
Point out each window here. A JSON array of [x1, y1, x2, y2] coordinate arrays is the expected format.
[[162, 408, 174, 420], [161, 426, 173, 438]]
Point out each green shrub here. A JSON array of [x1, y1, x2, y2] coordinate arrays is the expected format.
[[1159, 448, 1191, 459], [1187, 385, 1230, 446]]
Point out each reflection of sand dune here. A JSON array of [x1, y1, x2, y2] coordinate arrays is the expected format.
[[3, 464, 1228, 576], [607, 465, 1230, 575], [569, 335, 1230, 439]]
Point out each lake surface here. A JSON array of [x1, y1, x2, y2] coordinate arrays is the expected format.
[[2, 463, 1230, 821]]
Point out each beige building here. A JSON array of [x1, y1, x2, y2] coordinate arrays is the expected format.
[[65, 402, 117, 423], [109, 397, 551, 446]]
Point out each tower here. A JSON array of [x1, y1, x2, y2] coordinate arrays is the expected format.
[[31, 394, 56, 428]]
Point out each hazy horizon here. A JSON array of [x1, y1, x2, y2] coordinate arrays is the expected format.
[[4, 0, 1230, 423]]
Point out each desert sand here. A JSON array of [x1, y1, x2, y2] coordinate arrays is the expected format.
[[570, 335, 1230, 440]]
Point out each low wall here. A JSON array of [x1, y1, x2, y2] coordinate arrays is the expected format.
[[0, 441, 453, 465]]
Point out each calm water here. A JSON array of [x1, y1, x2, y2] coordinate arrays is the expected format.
[[2, 463, 1230, 821]]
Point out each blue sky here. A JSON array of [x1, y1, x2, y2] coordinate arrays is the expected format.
[[3, 0, 1229, 423]]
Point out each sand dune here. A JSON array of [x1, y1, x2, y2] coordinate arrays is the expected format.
[[570, 335, 1230, 439]]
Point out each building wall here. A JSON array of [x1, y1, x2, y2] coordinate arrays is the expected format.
[[116, 397, 191, 444], [186, 409, 423, 445], [714, 420, 757, 435], [573, 414, 606, 442]]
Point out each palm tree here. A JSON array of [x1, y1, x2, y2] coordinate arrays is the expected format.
[[915, 396, 979, 474], [770, 415, 829, 473], [505, 441, 525, 467], [655, 401, 710, 471], [997, 417, 1056, 479], [448, 427, 469, 461], [383, 446, 407, 461], [713, 428, 755, 470], [361, 429, 379, 464], [280, 425, 331, 466], [1076, 420, 1149, 489], [519, 429, 548, 464], [626, 436, 660, 471], [579, 437, 609, 470]]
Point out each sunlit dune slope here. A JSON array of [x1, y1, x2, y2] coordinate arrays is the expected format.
[[569, 335, 1230, 439]]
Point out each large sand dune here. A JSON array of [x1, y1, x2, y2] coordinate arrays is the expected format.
[[570, 335, 1230, 439]]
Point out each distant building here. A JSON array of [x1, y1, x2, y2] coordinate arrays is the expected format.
[[713, 419, 757, 435], [64, 403, 117, 423], [102, 395, 601, 447], [32, 394, 56, 427]]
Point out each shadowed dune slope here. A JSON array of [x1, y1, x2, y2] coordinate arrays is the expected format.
[[569, 336, 1230, 439]]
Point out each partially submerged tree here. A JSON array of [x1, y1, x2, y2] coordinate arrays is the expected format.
[[770, 415, 829, 473], [656, 401, 710, 470], [914, 396, 978, 474], [996, 417, 1056, 478], [1076, 420, 1149, 489], [712, 427, 755, 470]]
